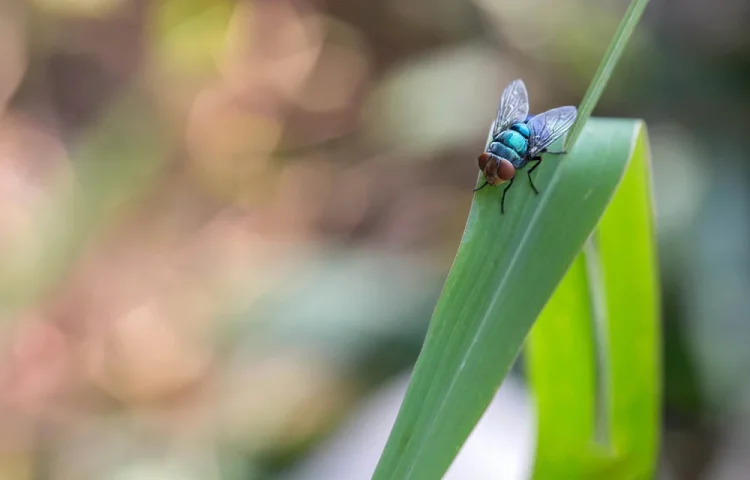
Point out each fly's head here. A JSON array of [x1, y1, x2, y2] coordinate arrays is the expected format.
[[478, 152, 515, 185]]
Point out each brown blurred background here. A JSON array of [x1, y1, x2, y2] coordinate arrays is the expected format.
[[1, 0, 750, 478]]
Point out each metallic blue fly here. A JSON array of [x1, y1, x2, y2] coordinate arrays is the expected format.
[[475, 79, 577, 213]]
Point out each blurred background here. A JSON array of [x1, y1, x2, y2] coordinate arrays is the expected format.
[[0, 0, 748, 478]]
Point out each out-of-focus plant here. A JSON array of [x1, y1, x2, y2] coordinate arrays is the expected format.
[[371, 0, 658, 478]]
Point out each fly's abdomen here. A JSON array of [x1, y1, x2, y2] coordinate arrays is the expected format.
[[497, 130, 528, 160], [488, 141, 521, 166]]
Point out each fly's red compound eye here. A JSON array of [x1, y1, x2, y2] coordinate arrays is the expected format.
[[477, 153, 491, 171], [497, 159, 516, 181]]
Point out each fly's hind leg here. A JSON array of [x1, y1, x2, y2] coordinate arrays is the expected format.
[[527, 157, 543, 195], [541, 148, 567, 155]]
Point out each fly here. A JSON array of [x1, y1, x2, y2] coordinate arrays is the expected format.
[[475, 79, 577, 213]]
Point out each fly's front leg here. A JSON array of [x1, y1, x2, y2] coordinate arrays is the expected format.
[[501, 176, 515, 214], [474, 180, 489, 192]]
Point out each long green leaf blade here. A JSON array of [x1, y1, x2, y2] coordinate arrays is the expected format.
[[527, 125, 660, 479], [565, 0, 650, 150], [371, 118, 641, 480], [372, 0, 652, 476]]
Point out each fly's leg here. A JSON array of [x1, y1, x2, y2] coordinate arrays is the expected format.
[[501, 176, 515, 214], [542, 148, 567, 155], [474, 180, 489, 192], [527, 157, 542, 195]]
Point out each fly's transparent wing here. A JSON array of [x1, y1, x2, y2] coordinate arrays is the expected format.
[[492, 79, 529, 138], [527, 106, 577, 157]]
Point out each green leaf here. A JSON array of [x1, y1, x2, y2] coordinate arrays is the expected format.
[[564, 0, 650, 151], [371, 0, 654, 477], [371, 119, 649, 480], [526, 127, 660, 479]]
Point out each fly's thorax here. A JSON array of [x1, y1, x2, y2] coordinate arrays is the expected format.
[[510, 122, 531, 138]]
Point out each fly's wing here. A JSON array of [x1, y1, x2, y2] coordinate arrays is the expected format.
[[527, 106, 577, 157], [492, 79, 530, 138]]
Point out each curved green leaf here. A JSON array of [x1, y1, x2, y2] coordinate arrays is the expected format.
[[527, 126, 659, 479], [371, 118, 645, 480]]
